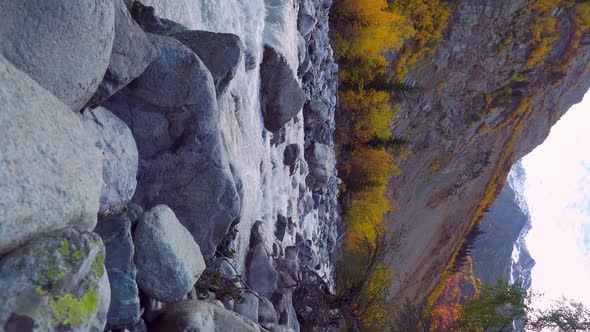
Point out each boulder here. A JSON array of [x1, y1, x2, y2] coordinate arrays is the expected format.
[[283, 144, 301, 167], [172, 30, 244, 96], [0, 55, 102, 256], [0, 229, 110, 332], [130, 1, 189, 36], [104, 33, 240, 257], [298, 14, 317, 36], [233, 291, 259, 323], [125, 33, 212, 108], [0, 0, 115, 110], [260, 45, 305, 132], [82, 107, 138, 215], [275, 215, 288, 241], [155, 300, 261, 332], [258, 297, 278, 325], [305, 143, 335, 189], [303, 98, 331, 128], [94, 215, 140, 329], [246, 222, 278, 299], [296, 241, 319, 270], [87, 0, 157, 107], [271, 292, 300, 332], [133, 205, 206, 302]]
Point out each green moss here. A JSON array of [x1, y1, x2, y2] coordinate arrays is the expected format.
[[58, 241, 69, 256], [91, 250, 105, 277], [37, 256, 65, 285], [36, 285, 48, 296], [73, 250, 84, 260], [49, 288, 98, 327]]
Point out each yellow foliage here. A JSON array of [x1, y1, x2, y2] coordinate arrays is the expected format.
[[390, 0, 451, 80], [333, 0, 414, 67], [341, 89, 394, 143]]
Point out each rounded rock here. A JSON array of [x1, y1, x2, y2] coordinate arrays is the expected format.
[[0, 0, 116, 110], [134, 205, 206, 302]]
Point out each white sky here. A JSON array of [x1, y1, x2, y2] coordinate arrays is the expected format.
[[521, 91, 590, 309]]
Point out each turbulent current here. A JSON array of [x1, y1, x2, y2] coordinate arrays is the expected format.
[[139, 0, 334, 279]]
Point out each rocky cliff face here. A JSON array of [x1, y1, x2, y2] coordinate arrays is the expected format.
[[0, 0, 338, 331], [388, 0, 590, 303]]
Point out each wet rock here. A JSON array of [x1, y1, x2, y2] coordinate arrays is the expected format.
[[271, 127, 287, 146], [285, 246, 299, 260], [0, 0, 115, 110], [0, 229, 110, 332], [305, 143, 335, 189], [298, 14, 317, 36], [283, 144, 301, 167], [275, 215, 288, 241], [172, 30, 244, 96], [303, 98, 331, 128], [258, 297, 278, 325], [82, 107, 138, 215], [87, 0, 157, 107], [129, 1, 189, 35], [297, 241, 319, 270], [134, 205, 206, 302], [105, 33, 240, 257], [233, 291, 259, 323], [0, 55, 102, 256], [246, 221, 278, 299], [155, 300, 261, 332], [260, 45, 305, 132], [94, 215, 140, 329], [271, 292, 300, 332]]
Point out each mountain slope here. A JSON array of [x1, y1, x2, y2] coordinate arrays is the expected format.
[[387, 0, 590, 303]]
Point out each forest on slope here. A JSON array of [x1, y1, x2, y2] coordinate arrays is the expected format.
[[330, 0, 590, 330]]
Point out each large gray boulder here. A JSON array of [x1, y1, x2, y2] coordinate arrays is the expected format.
[[260, 45, 305, 132], [246, 222, 278, 299], [82, 107, 138, 215], [105, 33, 240, 257], [0, 55, 102, 256], [172, 30, 244, 96], [0, 0, 115, 110], [133, 205, 206, 302], [305, 143, 335, 189], [155, 300, 261, 332], [0, 229, 110, 332], [94, 215, 140, 330], [87, 0, 157, 107]]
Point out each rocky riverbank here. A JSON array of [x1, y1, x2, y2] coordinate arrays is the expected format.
[[0, 0, 339, 331]]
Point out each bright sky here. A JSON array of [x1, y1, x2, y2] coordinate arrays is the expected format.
[[521, 90, 590, 309]]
